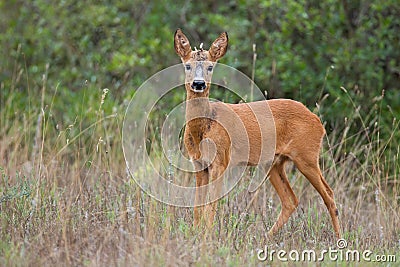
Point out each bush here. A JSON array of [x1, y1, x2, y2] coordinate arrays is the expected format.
[[1, 0, 398, 150]]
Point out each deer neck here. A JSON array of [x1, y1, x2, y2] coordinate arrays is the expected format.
[[185, 90, 212, 138]]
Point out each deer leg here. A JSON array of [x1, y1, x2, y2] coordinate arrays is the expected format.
[[194, 170, 209, 226], [293, 156, 341, 238], [268, 161, 299, 236], [203, 162, 225, 228]]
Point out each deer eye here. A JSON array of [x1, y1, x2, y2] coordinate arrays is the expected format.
[[185, 64, 191, 71], [207, 65, 213, 72]]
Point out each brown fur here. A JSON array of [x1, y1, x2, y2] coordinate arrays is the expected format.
[[174, 29, 341, 238]]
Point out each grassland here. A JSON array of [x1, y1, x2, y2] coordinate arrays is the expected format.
[[1, 67, 399, 266]]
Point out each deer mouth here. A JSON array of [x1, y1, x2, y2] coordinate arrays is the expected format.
[[192, 88, 205, 93]]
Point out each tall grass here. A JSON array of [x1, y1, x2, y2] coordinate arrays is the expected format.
[[0, 60, 399, 266]]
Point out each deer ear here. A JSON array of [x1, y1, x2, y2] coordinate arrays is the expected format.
[[174, 29, 192, 59], [209, 32, 228, 61]]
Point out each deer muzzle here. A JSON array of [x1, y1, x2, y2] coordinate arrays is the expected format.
[[191, 80, 206, 92]]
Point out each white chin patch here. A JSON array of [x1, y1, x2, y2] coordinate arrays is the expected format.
[[192, 89, 205, 93]]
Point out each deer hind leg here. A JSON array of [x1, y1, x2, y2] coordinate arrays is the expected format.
[[293, 155, 341, 238], [268, 158, 299, 236]]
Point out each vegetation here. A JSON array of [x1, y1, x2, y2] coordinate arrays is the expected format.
[[1, 0, 399, 266]]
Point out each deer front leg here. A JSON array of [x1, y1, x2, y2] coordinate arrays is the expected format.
[[203, 161, 226, 228], [194, 170, 209, 226]]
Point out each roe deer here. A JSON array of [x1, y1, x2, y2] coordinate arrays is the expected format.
[[174, 29, 341, 238]]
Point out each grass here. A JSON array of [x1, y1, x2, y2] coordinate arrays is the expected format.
[[0, 62, 399, 266]]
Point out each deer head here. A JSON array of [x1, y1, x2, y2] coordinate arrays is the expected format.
[[174, 29, 228, 94]]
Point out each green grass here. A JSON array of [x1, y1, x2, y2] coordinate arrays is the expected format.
[[0, 68, 399, 266]]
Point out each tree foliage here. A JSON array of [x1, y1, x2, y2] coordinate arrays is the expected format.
[[1, 0, 399, 135]]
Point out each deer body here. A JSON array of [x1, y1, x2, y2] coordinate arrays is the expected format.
[[174, 29, 341, 238]]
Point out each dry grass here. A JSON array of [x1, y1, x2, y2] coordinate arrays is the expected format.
[[1, 70, 399, 266]]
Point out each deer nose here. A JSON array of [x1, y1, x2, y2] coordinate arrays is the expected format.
[[191, 80, 206, 91]]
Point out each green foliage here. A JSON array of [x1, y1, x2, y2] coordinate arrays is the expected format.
[[1, 1, 398, 132], [0, 1, 398, 164], [0, 2, 399, 265]]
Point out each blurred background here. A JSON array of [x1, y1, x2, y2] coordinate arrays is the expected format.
[[1, 0, 399, 130], [0, 1, 399, 265]]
